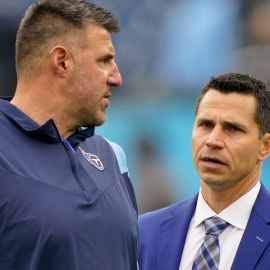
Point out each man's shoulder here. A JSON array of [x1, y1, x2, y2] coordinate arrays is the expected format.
[[253, 183, 270, 221], [84, 135, 128, 174], [139, 196, 197, 227], [138, 196, 197, 259], [86, 134, 123, 151]]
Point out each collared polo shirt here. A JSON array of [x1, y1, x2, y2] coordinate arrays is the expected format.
[[0, 99, 138, 270]]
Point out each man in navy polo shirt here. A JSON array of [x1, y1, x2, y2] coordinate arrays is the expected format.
[[0, 0, 138, 269]]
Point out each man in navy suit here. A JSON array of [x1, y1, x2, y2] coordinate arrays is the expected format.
[[138, 72, 270, 270]]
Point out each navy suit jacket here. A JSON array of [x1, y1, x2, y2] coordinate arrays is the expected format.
[[138, 184, 270, 270]]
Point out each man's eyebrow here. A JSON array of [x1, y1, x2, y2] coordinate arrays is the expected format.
[[196, 117, 213, 123], [196, 117, 247, 129], [98, 54, 115, 61], [223, 121, 247, 130]]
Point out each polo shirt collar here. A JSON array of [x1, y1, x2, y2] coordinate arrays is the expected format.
[[0, 98, 95, 145]]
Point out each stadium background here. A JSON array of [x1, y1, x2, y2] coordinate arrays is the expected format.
[[1, 0, 270, 213]]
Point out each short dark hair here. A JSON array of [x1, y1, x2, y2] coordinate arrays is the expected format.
[[16, 0, 120, 79], [195, 72, 270, 137]]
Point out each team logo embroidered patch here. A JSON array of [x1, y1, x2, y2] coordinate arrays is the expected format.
[[79, 147, 104, 171]]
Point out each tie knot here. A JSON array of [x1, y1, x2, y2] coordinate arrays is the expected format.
[[203, 216, 229, 236]]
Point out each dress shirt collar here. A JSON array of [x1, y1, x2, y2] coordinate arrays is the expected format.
[[194, 181, 261, 231]]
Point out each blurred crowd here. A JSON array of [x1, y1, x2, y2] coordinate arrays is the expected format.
[[1, 0, 270, 213]]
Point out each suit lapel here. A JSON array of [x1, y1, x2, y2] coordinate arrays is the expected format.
[[231, 184, 270, 270], [157, 196, 197, 270]]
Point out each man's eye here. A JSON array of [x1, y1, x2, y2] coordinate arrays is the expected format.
[[227, 126, 240, 132], [102, 58, 110, 63], [199, 122, 213, 128], [99, 56, 113, 64]]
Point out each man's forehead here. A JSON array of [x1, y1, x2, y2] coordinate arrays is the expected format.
[[196, 90, 257, 123], [198, 89, 256, 112]]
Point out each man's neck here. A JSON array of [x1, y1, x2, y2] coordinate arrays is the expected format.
[[11, 83, 75, 138], [200, 168, 261, 213]]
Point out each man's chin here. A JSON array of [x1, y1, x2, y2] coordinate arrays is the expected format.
[[80, 112, 106, 127], [91, 115, 106, 126], [94, 120, 105, 127]]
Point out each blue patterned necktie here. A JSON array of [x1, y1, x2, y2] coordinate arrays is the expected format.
[[192, 216, 229, 270]]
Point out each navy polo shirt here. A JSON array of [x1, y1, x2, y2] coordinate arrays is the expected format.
[[0, 99, 138, 270]]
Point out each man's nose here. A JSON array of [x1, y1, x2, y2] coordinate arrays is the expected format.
[[108, 62, 122, 87], [206, 126, 224, 148]]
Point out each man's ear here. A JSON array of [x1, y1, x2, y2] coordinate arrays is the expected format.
[[48, 46, 73, 78], [258, 133, 270, 161]]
